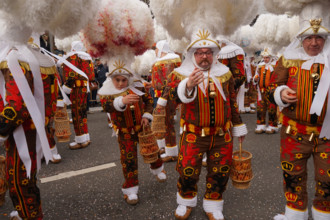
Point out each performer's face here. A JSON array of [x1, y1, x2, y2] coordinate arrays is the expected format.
[[194, 48, 213, 70], [263, 56, 270, 64], [113, 75, 128, 90], [302, 35, 325, 56]]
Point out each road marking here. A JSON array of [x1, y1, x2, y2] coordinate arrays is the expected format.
[[40, 162, 116, 183]]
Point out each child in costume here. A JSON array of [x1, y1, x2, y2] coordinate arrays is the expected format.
[[99, 59, 166, 205]]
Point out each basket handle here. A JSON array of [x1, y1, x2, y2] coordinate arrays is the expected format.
[[239, 141, 242, 159], [143, 124, 146, 135], [142, 124, 150, 135]]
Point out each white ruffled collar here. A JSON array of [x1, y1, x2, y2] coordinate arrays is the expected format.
[[98, 78, 144, 96], [154, 53, 180, 63], [65, 51, 92, 61]]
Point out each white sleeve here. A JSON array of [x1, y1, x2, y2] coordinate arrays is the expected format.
[[232, 124, 248, 137], [177, 78, 197, 103], [113, 96, 127, 112], [274, 85, 290, 108]]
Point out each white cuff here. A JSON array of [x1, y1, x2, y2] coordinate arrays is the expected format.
[[75, 134, 88, 144], [142, 112, 153, 121], [203, 199, 224, 213], [177, 192, 197, 207], [165, 145, 178, 156], [157, 139, 166, 149], [157, 97, 167, 107], [284, 206, 308, 220], [150, 164, 164, 175], [113, 96, 127, 112], [274, 85, 291, 108], [50, 145, 58, 155], [56, 100, 64, 107], [122, 185, 139, 195], [0, 135, 8, 143], [62, 85, 72, 94], [312, 206, 329, 220], [177, 78, 197, 104], [232, 124, 248, 137]]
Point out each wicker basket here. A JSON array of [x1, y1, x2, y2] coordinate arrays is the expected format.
[[54, 107, 71, 143], [230, 143, 253, 189], [0, 155, 7, 206], [138, 125, 159, 163], [151, 108, 166, 140]]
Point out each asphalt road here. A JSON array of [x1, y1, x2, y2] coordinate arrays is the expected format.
[[0, 108, 315, 220]]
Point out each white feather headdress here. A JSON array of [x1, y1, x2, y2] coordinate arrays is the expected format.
[[0, 0, 99, 42], [150, 0, 258, 41], [80, 0, 154, 63]]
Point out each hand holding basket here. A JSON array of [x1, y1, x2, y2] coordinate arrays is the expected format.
[[230, 141, 253, 189], [138, 125, 159, 163]]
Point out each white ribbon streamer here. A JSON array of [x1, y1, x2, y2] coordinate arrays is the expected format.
[[130, 86, 145, 96], [133, 81, 144, 88], [7, 50, 52, 171], [0, 71, 5, 104], [210, 75, 226, 101], [41, 48, 90, 92], [236, 84, 246, 111], [319, 90, 330, 138], [198, 73, 208, 97], [196, 71, 226, 101], [57, 79, 71, 105], [310, 52, 330, 139], [0, 48, 33, 177], [257, 85, 262, 101], [13, 126, 32, 178], [309, 52, 330, 116], [18, 46, 45, 172]]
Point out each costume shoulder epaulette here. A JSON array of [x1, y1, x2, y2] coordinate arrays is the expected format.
[[215, 71, 232, 83], [154, 57, 181, 66], [280, 56, 304, 68], [0, 60, 56, 75], [169, 71, 187, 81]]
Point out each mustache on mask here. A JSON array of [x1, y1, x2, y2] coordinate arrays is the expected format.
[[200, 59, 210, 63]]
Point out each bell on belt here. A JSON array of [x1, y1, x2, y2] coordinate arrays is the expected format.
[[309, 132, 315, 142], [131, 129, 135, 135], [311, 72, 320, 80], [130, 105, 135, 110], [183, 124, 187, 132], [218, 128, 224, 136], [285, 125, 291, 134], [209, 82, 216, 98], [201, 128, 206, 137]]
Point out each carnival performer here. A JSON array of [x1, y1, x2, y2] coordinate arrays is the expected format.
[[201, 40, 247, 166], [0, 30, 61, 220], [244, 56, 257, 113], [152, 40, 181, 162], [157, 30, 247, 220], [30, 35, 63, 164], [253, 48, 278, 134], [271, 2, 330, 220], [99, 59, 166, 205], [217, 41, 246, 92], [62, 41, 95, 150], [0, 0, 98, 218]]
